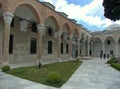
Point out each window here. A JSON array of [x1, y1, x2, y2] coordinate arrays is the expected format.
[[48, 41, 52, 54], [48, 27, 52, 36], [32, 23, 37, 32], [110, 50, 114, 55], [9, 34, 14, 54], [107, 40, 111, 45], [119, 39, 120, 44], [90, 50, 92, 55], [30, 38, 37, 54], [61, 43, 63, 54], [80, 49, 81, 55], [66, 44, 68, 53], [11, 18, 14, 27]]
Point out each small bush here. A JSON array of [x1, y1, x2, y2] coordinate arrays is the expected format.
[[106, 57, 117, 64], [47, 71, 62, 83], [111, 63, 120, 71], [2, 65, 11, 72], [76, 58, 79, 61]]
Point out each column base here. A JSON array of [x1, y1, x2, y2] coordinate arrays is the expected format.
[[70, 57, 73, 61], [58, 58, 62, 62], [1, 61, 9, 67]]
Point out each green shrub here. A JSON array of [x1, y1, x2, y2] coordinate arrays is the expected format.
[[111, 63, 120, 71], [2, 65, 11, 72], [106, 57, 117, 64], [47, 71, 62, 83], [76, 58, 79, 61]]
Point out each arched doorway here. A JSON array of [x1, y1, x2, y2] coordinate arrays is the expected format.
[[9, 4, 40, 63], [91, 37, 102, 57], [61, 23, 70, 60], [42, 16, 59, 62], [80, 32, 85, 56], [105, 36, 115, 57], [72, 29, 79, 58]]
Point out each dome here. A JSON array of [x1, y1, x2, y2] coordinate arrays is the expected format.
[[106, 24, 120, 30]]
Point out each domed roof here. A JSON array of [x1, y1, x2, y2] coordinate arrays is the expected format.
[[106, 24, 120, 30]]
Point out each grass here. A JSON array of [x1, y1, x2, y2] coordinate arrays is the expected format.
[[6, 61, 82, 88], [111, 63, 120, 71], [106, 57, 117, 64]]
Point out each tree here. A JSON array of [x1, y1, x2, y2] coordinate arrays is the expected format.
[[103, 0, 120, 21]]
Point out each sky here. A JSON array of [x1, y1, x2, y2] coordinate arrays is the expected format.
[[39, 0, 120, 32]]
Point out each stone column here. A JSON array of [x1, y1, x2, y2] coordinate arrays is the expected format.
[[83, 42, 86, 56], [115, 43, 118, 57], [87, 43, 90, 56], [37, 24, 44, 63], [57, 31, 61, 62], [102, 43, 105, 54], [2, 12, 14, 65], [69, 34, 73, 60], [77, 38, 80, 57]]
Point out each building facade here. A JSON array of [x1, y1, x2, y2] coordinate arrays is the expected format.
[[0, 0, 120, 66], [91, 24, 120, 58], [0, 0, 92, 66]]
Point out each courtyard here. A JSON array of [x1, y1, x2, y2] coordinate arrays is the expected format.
[[0, 58, 120, 89]]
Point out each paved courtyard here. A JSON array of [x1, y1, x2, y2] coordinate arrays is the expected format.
[[61, 58, 120, 89], [0, 58, 120, 89]]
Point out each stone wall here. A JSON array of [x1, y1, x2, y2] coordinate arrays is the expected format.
[[9, 17, 37, 63]]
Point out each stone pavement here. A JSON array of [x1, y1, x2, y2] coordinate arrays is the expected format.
[[0, 58, 120, 89], [0, 70, 58, 89], [61, 58, 120, 89]]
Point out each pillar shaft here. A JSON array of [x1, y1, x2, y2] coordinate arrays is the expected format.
[[83, 42, 86, 56], [116, 43, 118, 57], [77, 38, 80, 57], [37, 24, 44, 62], [2, 12, 14, 65], [102, 43, 105, 54], [87, 43, 90, 56], [69, 34, 73, 60], [57, 31, 61, 61]]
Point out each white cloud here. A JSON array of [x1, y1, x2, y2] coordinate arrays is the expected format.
[[40, 0, 119, 30]]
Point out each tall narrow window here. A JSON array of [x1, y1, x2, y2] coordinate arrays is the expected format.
[[107, 40, 111, 45], [48, 41, 52, 54], [48, 27, 52, 36], [30, 38, 37, 54], [66, 44, 68, 53], [110, 50, 113, 55], [32, 23, 37, 32], [61, 43, 63, 54], [9, 34, 14, 54]]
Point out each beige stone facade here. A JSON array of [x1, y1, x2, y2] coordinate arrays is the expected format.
[[1, 0, 120, 67], [0, 0, 92, 66]]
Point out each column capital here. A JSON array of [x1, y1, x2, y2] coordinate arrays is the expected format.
[[69, 34, 73, 39], [3, 12, 14, 23], [37, 24, 45, 32]]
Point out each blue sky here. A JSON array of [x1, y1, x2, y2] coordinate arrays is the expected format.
[[40, 0, 120, 32]]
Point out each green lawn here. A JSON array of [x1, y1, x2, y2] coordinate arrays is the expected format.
[[111, 63, 120, 71], [6, 61, 82, 88]]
